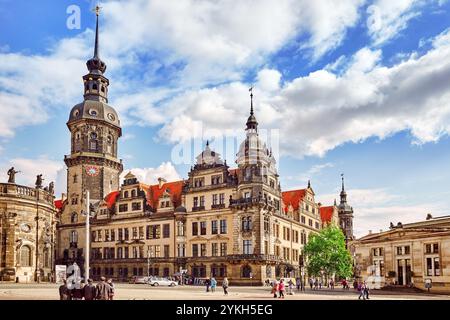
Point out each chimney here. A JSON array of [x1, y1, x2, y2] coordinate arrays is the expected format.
[[379, 229, 383, 233], [368, 230, 372, 235], [426, 213, 433, 220], [158, 177, 167, 189]]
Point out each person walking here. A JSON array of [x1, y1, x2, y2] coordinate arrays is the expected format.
[[330, 279, 335, 290], [58, 279, 71, 300], [314, 278, 318, 290], [364, 281, 370, 300], [295, 277, 301, 291], [278, 279, 285, 299], [271, 280, 279, 298], [107, 279, 115, 300], [72, 280, 85, 300], [84, 279, 96, 300], [205, 278, 211, 292], [309, 278, 314, 290], [96, 276, 111, 300], [222, 277, 229, 295], [210, 277, 217, 293], [358, 281, 366, 300]]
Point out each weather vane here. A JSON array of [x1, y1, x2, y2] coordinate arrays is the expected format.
[[93, 3, 102, 16]]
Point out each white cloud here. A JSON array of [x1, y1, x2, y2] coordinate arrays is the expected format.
[[121, 162, 181, 185], [0, 156, 65, 195], [286, 162, 334, 186]]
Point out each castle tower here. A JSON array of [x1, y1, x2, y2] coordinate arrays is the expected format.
[[57, 8, 122, 268], [338, 174, 354, 241]]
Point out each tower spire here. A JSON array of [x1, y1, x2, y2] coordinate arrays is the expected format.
[[340, 173, 347, 204], [94, 5, 101, 58], [341, 173, 345, 192], [246, 86, 258, 132]]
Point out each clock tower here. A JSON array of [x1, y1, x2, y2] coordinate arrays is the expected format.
[[64, 8, 122, 210]]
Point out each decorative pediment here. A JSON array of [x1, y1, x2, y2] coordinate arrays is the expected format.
[[190, 236, 208, 242], [211, 234, 229, 241]]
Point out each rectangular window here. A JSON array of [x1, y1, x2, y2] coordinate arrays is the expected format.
[[124, 247, 129, 259], [132, 202, 141, 211], [151, 225, 161, 239], [164, 245, 170, 258], [163, 224, 170, 238], [194, 177, 205, 187], [426, 244, 431, 254], [177, 244, 185, 257], [105, 230, 110, 242], [211, 220, 218, 234], [118, 228, 123, 241], [219, 193, 225, 204], [434, 257, 440, 276], [124, 228, 129, 240], [243, 240, 252, 254], [193, 197, 198, 208], [119, 204, 128, 212], [220, 220, 227, 234], [200, 196, 205, 207], [220, 243, 227, 256], [404, 246, 410, 255], [200, 221, 207, 235], [211, 175, 222, 185], [133, 247, 138, 258], [433, 243, 439, 253], [212, 243, 218, 257], [301, 216, 306, 224], [397, 247, 403, 255], [139, 226, 144, 239], [212, 194, 218, 205], [192, 244, 199, 257], [132, 227, 138, 239], [192, 222, 198, 236], [308, 219, 313, 227], [200, 243, 207, 256], [315, 222, 320, 229]]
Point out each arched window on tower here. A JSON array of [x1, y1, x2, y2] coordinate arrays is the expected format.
[[107, 135, 113, 154], [20, 245, 31, 267], [90, 132, 98, 151], [71, 212, 78, 223], [70, 230, 78, 244], [92, 83, 98, 91]]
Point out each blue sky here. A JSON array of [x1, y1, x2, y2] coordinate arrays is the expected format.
[[1, 0, 450, 236]]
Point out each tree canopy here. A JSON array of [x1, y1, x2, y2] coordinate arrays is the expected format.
[[303, 225, 353, 279]]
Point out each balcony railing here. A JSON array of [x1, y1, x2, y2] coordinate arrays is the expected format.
[[211, 203, 226, 210], [192, 206, 205, 212]]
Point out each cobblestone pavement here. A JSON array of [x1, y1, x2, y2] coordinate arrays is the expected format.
[[0, 283, 449, 300]]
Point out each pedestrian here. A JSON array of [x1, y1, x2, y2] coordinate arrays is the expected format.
[[107, 278, 115, 300], [330, 279, 334, 290], [364, 281, 370, 300], [319, 279, 322, 289], [309, 278, 313, 290], [205, 278, 211, 292], [84, 279, 96, 300], [58, 279, 70, 300], [288, 279, 294, 295], [210, 277, 217, 293], [271, 280, 278, 298], [72, 280, 85, 300], [358, 281, 365, 300], [278, 279, 285, 299], [96, 276, 111, 300], [222, 277, 229, 295], [295, 277, 301, 291], [314, 278, 318, 290]]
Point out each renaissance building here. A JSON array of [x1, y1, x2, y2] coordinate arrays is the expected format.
[[0, 179, 57, 283], [55, 12, 354, 285]]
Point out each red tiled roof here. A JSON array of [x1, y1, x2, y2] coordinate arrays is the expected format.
[[143, 180, 184, 209], [282, 189, 306, 213], [320, 206, 335, 224], [104, 191, 120, 209]]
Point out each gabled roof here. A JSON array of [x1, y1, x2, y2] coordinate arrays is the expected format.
[[143, 180, 184, 209], [282, 189, 306, 212], [320, 206, 335, 224]]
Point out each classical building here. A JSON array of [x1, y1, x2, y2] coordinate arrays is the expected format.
[[55, 12, 354, 285], [0, 180, 57, 283], [337, 175, 354, 242], [352, 214, 450, 292]]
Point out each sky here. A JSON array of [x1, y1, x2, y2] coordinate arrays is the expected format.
[[1, 0, 450, 237]]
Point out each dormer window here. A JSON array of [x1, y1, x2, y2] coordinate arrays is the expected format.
[[194, 178, 205, 188], [211, 175, 222, 185]]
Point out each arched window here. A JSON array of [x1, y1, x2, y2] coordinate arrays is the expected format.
[[242, 216, 252, 231], [131, 189, 136, 197], [69, 230, 78, 244], [20, 246, 31, 267], [92, 83, 98, 91], [241, 265, 252, 278], [71, 212, 78, 223], [124, 191, 129, 198], [90, 132, 98, 151]]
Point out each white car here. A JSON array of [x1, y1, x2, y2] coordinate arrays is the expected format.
[[148, 277, 178, 287]]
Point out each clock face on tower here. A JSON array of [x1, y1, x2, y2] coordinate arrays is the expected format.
[[85, 166, 100, 177]]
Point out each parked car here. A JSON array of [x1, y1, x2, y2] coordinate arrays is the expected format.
[[148, 277, 178, 287], [129, 276, 150, 284]]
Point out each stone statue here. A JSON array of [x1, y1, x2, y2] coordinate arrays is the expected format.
[[48, 182, 55, 195], [7, 167, 20, 184], [35, 174, 44, 189]]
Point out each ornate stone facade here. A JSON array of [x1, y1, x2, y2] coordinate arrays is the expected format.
[[0, 183, 57, 282]]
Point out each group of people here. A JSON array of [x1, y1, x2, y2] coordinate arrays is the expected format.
[[204, 277, 229, 295], [357, 281, 370, 300], [59, 277, 115, 300]]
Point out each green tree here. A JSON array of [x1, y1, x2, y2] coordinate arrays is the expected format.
[[303, 225, 353, 279]]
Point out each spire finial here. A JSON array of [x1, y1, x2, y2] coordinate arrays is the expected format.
[[341, 173, 345, 191], [93, 5, 102, 58], [206, 140, 209, 147], [249, 86, 254, 116], [307, 180, 311, 188]]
